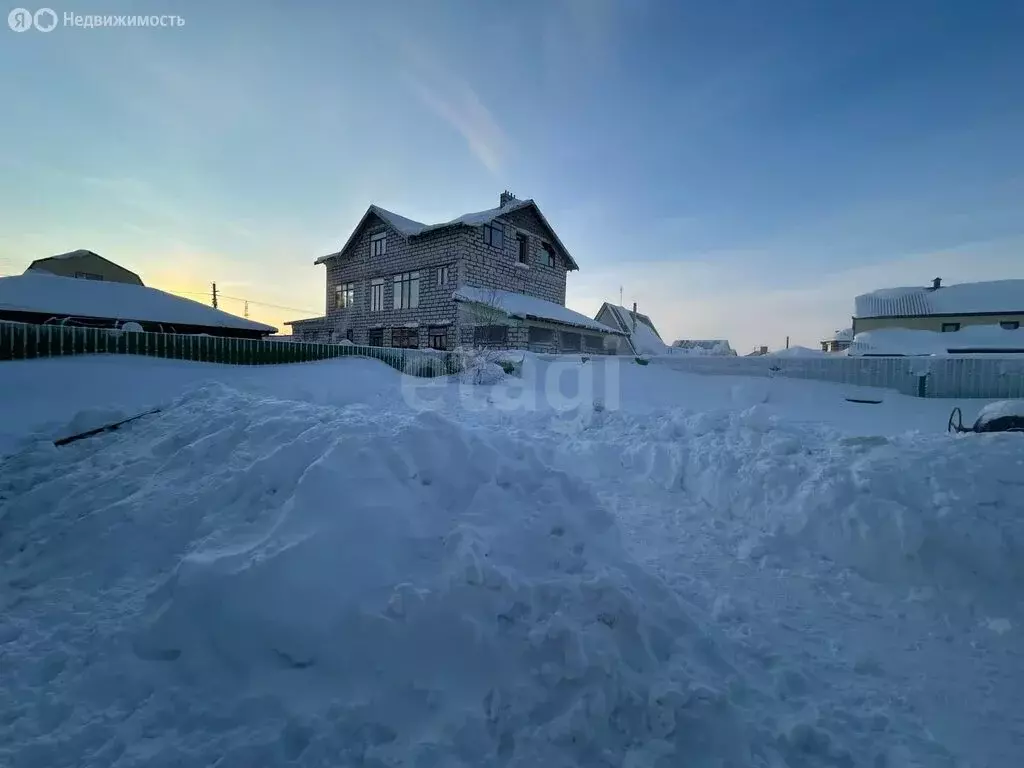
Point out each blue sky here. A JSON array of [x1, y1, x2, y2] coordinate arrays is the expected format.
[[2, 0, 1023, 349]]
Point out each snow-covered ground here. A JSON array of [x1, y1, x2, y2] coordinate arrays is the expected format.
[[1, 355, 1022, 767]]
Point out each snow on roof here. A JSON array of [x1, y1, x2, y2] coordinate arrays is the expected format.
[[39, 249, 101, 261], [0, 272, 276, 333], [855, 280, 1024, 318], [453, 286, 620, 334], [830, 328, 853, 341], [848, 326, 1024, 356], [316, 199, 580, 270], [596, 303, 668, 355]]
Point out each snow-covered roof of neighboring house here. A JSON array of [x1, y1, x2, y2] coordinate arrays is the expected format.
[[315, 199, 580, 270], [672, 339, 733, 350], [0, 272, 276, 333], [848, 326, 1024, 356], [828, 328, 854, 341], [854, 280, 1024, 318], [595, 302, 667, 354], [453, 287, 621, 334]]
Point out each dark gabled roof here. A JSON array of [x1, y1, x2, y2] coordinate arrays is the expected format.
[[315, 199, 580, 270]]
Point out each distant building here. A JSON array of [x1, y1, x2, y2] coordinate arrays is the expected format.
[[853, 277, 1024, 335], [0, 272, 275, 338], [26, 249, 144, 286], [820, 328, 853, 353], [745, 346, 769, 357], [671, 339, 736, 356]]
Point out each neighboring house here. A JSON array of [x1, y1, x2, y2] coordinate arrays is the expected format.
[[286, 191, 623, 353], [0, 272, 275, 338], [745, 346, 769, 357], [820, 328, 853, 353], [853, 277, 1024, 335], [25, 249, 145, 286], [671, 339, 736, 356], [595, 302, 666, 355]]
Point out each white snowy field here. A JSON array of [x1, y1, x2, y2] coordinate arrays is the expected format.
[[1, 355, 1022, 767]]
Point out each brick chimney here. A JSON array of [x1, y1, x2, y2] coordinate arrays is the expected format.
[[631, 301, 638, 331], [499, 190, 517, 208]]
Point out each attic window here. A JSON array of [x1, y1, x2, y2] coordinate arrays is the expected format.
[[482, 222, 504, 249], [371, 232, 387, 257], [74, 271, 103, 280], [539, 243, 556, 268], [941, 322, 960, 333]]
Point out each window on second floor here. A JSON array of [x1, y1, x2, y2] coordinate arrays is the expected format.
[[437, 264, 451, 285], [539, 243, 556, 268], [941, 322, 961, 333], [334, 282, 355, 309], [517, 233, 529, 264], [1000, 321, 1020, 330], [370, 231, 387, 257], [393, 271, 420, 310], [370, 278, 384, 312], [482, 222, 503, 249]]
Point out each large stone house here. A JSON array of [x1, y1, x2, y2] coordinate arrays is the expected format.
[[287, 192, 622, 353]]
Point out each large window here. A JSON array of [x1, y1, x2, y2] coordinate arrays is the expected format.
[[393, 272, 420, 309], [560, 331, 581, 351], [368, 328, 384, 347], [370, 232, 387, 257], [370, 278, 384, 312], [474, 325, 508, 346], [482, 222, 504, 249], [584, 334, 604, 351], [334, 282, 355, 309], [428, 326, 448, 350], [392, 328, 419, 348], [941, 322, 961, 333]]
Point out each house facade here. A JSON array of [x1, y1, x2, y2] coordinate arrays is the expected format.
[[853, 277, 1024, 335], [26, 250, 144, 286], [287, 192, 622, 353]]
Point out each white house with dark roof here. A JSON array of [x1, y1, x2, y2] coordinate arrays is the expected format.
[[853, 277, 1024, 335], [287, 191, 622, 353]]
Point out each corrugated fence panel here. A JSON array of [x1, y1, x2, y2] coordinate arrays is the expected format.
[[648, 353, 1024, 398]]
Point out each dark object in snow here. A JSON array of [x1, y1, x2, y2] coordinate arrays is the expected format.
[[635, 357, 649, 366], [948, 404, 1024, 435], [845, 397, 883, 404], [53, 408, 162, 447]]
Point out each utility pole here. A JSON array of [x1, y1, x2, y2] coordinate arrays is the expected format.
[[619, 285, 623, 306], [211, 282, 218, 309], [785, 335, 790, 349], [244, 300, 249, 319]]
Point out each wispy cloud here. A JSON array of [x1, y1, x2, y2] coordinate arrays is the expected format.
[[397, 40, 509, 174]]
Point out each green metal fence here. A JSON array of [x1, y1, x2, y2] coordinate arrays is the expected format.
[[0, 322, 462, 377]]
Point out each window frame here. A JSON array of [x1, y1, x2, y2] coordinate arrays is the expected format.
[[428, 325, 448, 350], [368, 328, 384, 347], [370, 231, 387, 258], [437, 264, 451, 285], [539, 243, 556, 268], [517, 233, 529, 264], [560, 331, 582, 351], [528, 326, 555, 345], [74, 271, 104, 281], [391, 328, 419, 349], [334, 282, 355, 310], [940, 322, 961, 333], [474, 324, 508, 346], [482, 222, 504, 249], [393, 271, 421, 310], [370, 278, 385, 312], [1000, 321, 1020, 330]]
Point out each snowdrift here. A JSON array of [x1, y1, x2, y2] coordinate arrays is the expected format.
[[2, 384, 790, 767]]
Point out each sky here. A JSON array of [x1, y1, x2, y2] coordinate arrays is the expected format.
[[1, 0, 1023, 351]]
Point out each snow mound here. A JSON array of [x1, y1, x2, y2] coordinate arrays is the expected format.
[[0, 385, 788, 767], [975, 399, 1024, 425], [769, 345, 826, 358]]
